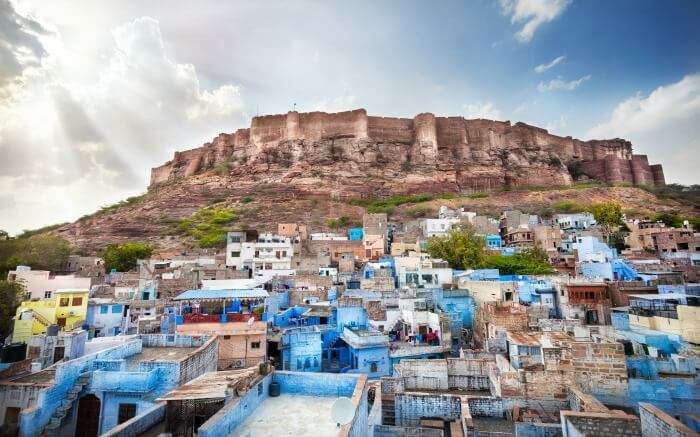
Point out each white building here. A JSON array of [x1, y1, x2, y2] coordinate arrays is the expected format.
[[394, 253, 453, 288], [422, 218, 461, 238], [555, 213, 597, 230], [438, 206, 476, 222], [309, 233, 348, 241], [8, 266, 92, 300], [226, 232, 294, 271]]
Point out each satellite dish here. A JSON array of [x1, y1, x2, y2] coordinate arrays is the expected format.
[[331, 397, 355, 427]]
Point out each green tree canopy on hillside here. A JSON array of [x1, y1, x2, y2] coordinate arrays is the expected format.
[[0, 280, 24, 342], [102, 242, 153, 273], [0, 234, 71, 277]]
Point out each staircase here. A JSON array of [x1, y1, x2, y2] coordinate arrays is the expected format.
[[39, 373, 90, 437], [30, 310, 53, 328]]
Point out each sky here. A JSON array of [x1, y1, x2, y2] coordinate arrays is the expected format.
[[1, 0, 699, 235]]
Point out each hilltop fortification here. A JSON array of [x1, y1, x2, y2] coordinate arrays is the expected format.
[[149, 108, 664, 192]]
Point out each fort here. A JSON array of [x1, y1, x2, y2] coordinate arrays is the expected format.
[[149, 108, 664, 191]]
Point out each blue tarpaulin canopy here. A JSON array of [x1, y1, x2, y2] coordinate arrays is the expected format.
[[173, 288, 269, 300]]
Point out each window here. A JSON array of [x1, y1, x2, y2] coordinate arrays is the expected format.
[[59, 298, 70, 307], [223, 335, 231, 340], [231, 251, 241, 257], [100, 305, 109, 314], [251, 342, 261, 349], [118, 403, 137, 424], [44, 291, 52, 298], [370, 362, 378, 373], [230, 235, 241, 243], [112, 304, 123, 314], [72, 297, 83, 306]]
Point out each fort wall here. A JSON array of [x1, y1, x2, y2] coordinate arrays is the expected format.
[[148, 108, 665, 189]]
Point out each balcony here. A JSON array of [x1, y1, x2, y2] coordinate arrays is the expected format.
[[180, 312, 256, 324]]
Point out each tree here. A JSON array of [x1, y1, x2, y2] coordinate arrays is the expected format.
[[591, 202, 623, 244], [0, 234, 71, 277], [651, 212, 684, 228], [484, 248, 554, 275], [426, 226, 487, 270], [102, 242, 153, 273], [0, 280, 24, 343]]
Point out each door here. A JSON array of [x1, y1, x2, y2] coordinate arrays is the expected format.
[[3, 407, 20, 435], [75, 394, 101, 437], [56, 318, 66, 328], [53, 346, 65, 363]]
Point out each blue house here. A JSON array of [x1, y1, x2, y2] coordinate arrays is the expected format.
[[15, 334, 217, 437], [280, 326, 323, 372], [435, 289, 475, 345], [86, 299, 129, 337], [341, 326, 391, 377], [485, 234, 502, 249]]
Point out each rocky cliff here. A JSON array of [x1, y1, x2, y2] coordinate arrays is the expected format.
[[149, 108, 665, 193], [50, 109, 678, 253]]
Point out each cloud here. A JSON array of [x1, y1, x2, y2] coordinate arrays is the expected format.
[[309, 94, 357, 113], [499, 0, 571, 43], [0, 16, 247, 233], [537, 74, 590, 92], [587, 73, 700, 184], [534, 55, 566, 74], [545, 115, 567, 133], [0, 0, 47, 100], [464, 102, 502, 120]]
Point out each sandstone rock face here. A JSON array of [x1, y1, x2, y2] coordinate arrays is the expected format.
[[149, 109, 664, 192]]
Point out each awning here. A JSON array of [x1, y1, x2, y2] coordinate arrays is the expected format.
[[173, 288, 269, 300]]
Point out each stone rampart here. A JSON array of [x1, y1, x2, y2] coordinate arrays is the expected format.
[[148, 108, 664, 189]]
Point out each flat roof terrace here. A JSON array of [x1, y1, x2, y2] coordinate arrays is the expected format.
[[7, 368, 56, 385], [123, 346, 198, 370], [232, 394, 340, 436]]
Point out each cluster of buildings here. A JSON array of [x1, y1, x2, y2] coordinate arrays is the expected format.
[[0, 208, 698, 436]]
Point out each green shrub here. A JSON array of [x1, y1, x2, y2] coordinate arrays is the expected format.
[[241, 196, 253, 204], [177, 206, 238, 248], [547, 156, 562, 167], [405, 205, 433, 218], [214, 162, 231, 176], [553, 200, 585, 213], [98, 193, 147, 214], [468, 192, 488, 199]]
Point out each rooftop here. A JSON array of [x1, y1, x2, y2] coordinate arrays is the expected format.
[[157, 368, 259, 401], [123, 346, 198, 370], [232, 394, 341, 436], [173, 288, 269, 300]]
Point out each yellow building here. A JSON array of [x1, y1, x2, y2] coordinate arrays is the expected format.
[[13, 289, 89, 343], [628, 294, 700, 345]]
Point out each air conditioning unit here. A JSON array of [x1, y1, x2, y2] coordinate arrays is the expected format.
[[232, 359, 246, 369]]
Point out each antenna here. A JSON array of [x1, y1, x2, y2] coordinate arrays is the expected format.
[[330, 397, 355, 427]]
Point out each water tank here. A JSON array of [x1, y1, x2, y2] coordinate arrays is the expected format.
[[269, 381, 281, 397], [0, 343, 27, 363], [46, 325, 59, 337]]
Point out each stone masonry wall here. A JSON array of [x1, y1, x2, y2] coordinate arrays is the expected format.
[[149, 108, 664, 189], [639, 403, 697, 437]]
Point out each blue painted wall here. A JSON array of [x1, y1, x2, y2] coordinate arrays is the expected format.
[[348, 228, 364, 241], [347, 345, 390, 378]]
